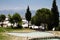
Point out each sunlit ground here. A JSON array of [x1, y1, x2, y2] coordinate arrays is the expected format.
[[0, 27, 60, 40]]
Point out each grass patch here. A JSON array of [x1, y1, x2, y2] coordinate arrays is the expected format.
[[0, 27, 23, 32], [0, 27, 6, 32], [0, 27, 35, 40], [0, 27, 35, 33], [0, 33, 10, 40]]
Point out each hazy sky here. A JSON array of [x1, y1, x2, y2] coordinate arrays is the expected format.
[[0, 0, 60, 11]]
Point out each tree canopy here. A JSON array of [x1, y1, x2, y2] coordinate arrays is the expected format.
[[0, 14, 6, 27], [8, 13, 22, 28], [25, 6, 31, 28], [31, 8, 52, 30], [51, 0, 59, 28], [12, 13, 22, 23]]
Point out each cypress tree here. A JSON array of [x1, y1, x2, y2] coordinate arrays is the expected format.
[[51, 0, 59, 29], [25, 6, 31, 28]]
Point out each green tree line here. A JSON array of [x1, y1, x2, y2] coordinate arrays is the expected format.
[[0, 0, 59, 31], [31, 0, 59, 31]]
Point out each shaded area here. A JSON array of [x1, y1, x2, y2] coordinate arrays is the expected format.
[[30, 37, 60, 40]]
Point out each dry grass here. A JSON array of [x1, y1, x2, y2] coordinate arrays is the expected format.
[[0, 28, 35, 40], [11, 28, 35, 33], [1, 27, 60, 40], [0, 32, 28, 40], [48, 31, 60, 37]]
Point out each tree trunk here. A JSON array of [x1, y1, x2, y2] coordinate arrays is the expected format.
[[11, 23, 13, 28], [1, 21, 3, 27], [28, 21, 29, 28]]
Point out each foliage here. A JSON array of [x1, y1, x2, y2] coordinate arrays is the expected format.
[[31, 16, 37, 25], [12, 13, 22, 23], [12, 13, 22, 28], [51, 0, 59, 30], [25, 6, 31, 28], [55, 26, 60, 31], [0, 27, 5, 32], [8, 14, 14, 28], [16, 24, 23, 29], [8, 13, 22, 28], [0, 14, 6, 27], [8, 14, 14, 23], [36, 8, 51, 23], [31, 8, 51, 29]]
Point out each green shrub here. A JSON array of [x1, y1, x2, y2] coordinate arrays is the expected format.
[[55, 26, 60, 31], [0, 27, 5, 32]]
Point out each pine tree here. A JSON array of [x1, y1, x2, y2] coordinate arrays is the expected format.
[[51, 0, 59, 29], [25, 6, 31, 28]]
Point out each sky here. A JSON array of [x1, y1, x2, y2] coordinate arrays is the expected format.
[[0, 0, 60, 11]]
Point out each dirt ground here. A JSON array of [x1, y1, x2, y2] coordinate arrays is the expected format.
[[48, 31, 60, 37], [1, 31, 60, 40]]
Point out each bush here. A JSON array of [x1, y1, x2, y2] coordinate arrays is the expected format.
[[0, 27, 5, 32], [55, 26, 60, 31], [16, 24, 23, 29]]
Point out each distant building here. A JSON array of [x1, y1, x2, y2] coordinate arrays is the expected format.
[[0, 17, 12, 27], [0, 17, 46, 30], [22, 18, 28, 28], [0, 17, 28, 28]]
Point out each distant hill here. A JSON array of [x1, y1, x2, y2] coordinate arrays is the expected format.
[[0, 10, 36, 17]]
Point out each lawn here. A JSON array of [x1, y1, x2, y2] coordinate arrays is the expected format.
[[0, 27, 35, 32], [0, 32, 26, 40], [0, 33, 10, 40]]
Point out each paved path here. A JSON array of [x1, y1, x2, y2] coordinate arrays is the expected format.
[[7, 31, 56, 40]]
